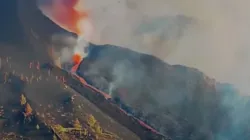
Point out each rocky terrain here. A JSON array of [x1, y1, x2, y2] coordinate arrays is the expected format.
[[76, 44, 219, 139], [76, 39, 250, 140], [0, 47, 141, 140], [0, 0, 165, 139]]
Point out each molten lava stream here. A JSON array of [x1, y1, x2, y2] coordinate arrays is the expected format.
[[71, 54, 111, 99], [51, 0, 112, 99], [71, 53, 86, 84], [48, 0, 159, 135], [70, 59, 158, 133]]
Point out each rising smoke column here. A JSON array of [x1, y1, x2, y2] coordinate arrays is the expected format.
[[37, 0, 93, 66]]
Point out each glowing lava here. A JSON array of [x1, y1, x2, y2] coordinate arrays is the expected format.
[[71, 53, 82, 73], [72, 53, 82, 65], [39, 0, 111, 99]]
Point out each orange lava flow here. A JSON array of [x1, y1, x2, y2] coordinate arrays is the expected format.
[[71, 53, 82, 73], [72, 53, 82, 65], [71, 65, 112, 99], [46, 1, 111, 99], [70, 55, 111, 99], [71, 53, 82, 75], [71, 54, 87, 84]]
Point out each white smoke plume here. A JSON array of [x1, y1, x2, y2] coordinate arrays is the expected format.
[[50, 33, 89, 66], [82, 0, 250, 95], [37, 0, 92, 65], [38, 0, 250, 94]]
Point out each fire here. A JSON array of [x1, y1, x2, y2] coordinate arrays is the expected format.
[[39, 0, 94, 67], [72, 53, 82, 65], [71, 53, 82, 73]]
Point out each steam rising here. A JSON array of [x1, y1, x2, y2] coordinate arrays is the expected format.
[[50, 33, 88, 66], [38, 0, 250, 94], [37, 0, 91, 65], [87, 0, 250, 95]]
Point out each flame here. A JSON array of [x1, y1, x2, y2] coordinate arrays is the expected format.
[[50, 0, 92, 65], [71, 53, 82, 72], [39, 0, 93, 67], [72, 53, 82, 65], [39, 0, 101, 93]]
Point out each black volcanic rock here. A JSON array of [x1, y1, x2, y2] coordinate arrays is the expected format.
[[17, 0, 77, 64], [76, 44, 222, 139], [77, 44, 250, 140]]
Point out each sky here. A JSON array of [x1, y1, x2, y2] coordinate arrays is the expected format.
[[37, 0, 250, 94]]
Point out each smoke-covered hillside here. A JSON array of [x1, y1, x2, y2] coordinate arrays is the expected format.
[[77, 44, 250, 140]]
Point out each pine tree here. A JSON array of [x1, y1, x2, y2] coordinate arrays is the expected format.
[[87, 115, 96, 127], [73, 118, 82, 129], [20, 94, 26, 105], [24, 103, 32, 116]]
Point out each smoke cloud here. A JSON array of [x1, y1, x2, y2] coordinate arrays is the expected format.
[[37, 0, 91, 66], [50, 33, 89, 69], [38, 0, 250, 94]]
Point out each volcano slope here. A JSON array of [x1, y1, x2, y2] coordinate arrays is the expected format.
[[16, 1, 168, 140], [76, 44, 250, 140], [0, 45, 142, 140], [0, 0, 160, 140], [0, 3, 140, 137], [17, 0, 78, 65]]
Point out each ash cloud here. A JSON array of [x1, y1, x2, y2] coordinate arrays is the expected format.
[[80, 0, 250, 95], [37, 0, 250, 94], [50, 33, 89, 68], [36, 0, 90, 66], [75, 0, 250, 138]]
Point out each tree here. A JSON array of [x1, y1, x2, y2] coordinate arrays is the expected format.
[[24, 103, 32, 116], [87, 114, 96, 127], [73, 118, 82, 129], [94, 122, 102, 134], [20, 94, 26, 105]]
